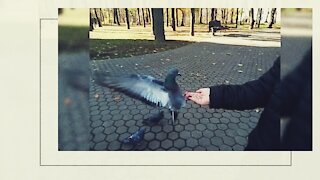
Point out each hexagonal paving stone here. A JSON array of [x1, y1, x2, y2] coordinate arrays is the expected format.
[[91, 120, 103, 128], [151, 126, 162, 133], [92, 126, 104, 134], [226, 129, 237, 137], [186, 138, 198, 148], [114, 120, 125, 127], [183, 112, 193, 119], [222, 136, 236, 146], [214, 129, 226, 137], [189, 118, 200, 125], [220, 117, 230, 124], [237, 129, 249, 137], [106, 133, 119, 142], [113, 114, 123, 121], [93, 141, 108, 150], [173, 139, 186, 149], [180, 131, 191, 139], [211, 137, 223, 147], [200, 118, 210, 124], [239, 117, 250, 123], [235, 136, 247, 146], [233, 144, 245, 151], [196, 124, 206, 131], [108, 141, 121, 150], [185, 124, 195, 131], [168, 131, 179, 140], [161, 139, 173, 149], [191, 130, 202, 139], [227, 122, 239, 130], [91, 115, 102, 121], [149, 140, 161, 150], [163, 125, 174, 133], [104, 126, 117, 135], [125, 120, 136, 127], [193, 112, 203, 119], [144, 132, 155, 141], [217, 123, 228, 130], [102, 115, 112, 121], [203, 130, 214, 138], [128, 126, 139, 134], [209, 117, 220, 124], [219, 144, 232, 151], [199, 137, 211, 147], [133, 114, 143, 121], [156, 132, 167, 141], [116, 126, 128, 134], [130, 109, 140, 115], [93, 133, 106, 143]]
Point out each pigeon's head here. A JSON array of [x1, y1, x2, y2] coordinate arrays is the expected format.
[[167, 68, 181, 78]]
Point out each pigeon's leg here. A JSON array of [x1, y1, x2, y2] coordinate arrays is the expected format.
[[171, 111, 175, 125]]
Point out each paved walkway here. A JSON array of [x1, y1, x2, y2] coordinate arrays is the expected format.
[[89, 42, 280, 151]]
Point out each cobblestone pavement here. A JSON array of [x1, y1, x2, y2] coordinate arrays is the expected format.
[[89, 42, 280, 151]]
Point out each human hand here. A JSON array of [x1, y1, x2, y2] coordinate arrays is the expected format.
[[184, 88, 210, 106]]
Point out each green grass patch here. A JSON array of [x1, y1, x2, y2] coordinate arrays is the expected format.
[[59, 25, 89, 52], [90, 39, 193, 60]]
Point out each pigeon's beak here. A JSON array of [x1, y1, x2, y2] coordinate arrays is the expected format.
[[178, 73, 182, 76]]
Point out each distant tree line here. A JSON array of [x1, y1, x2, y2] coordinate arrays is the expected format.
[[90, 8, 278, 41]]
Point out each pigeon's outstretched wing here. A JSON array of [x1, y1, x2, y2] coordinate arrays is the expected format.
[[93, 71, 170, 107]]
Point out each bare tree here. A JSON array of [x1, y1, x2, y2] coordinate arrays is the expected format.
[[180, 9, 186, 26], [190, 8, 195, 36], [166, 8, 169, 26], [249, 8, 255, 29], [206, 8, 209, 24], [145, 8, 149, 23], [142, 8, 146, 27], [265, 9, 269, 23], [90, 10, 94, 31], [137, 8, 141, 25], [125, 8, 130, 29], [256, 8, 262, 28], [211, 8, 215, 21], [147, 9, 152, 24], [268, 8, 277, 28], [171, 8, 176, 31], [151, 8, 165, 41], [176, 8, 179, 27], [235, 8, 239, 28], [94, 8, 102, 27], [113, 8, 120, 25], [230, 8, 234, 24], [199, 8, 203, 24]]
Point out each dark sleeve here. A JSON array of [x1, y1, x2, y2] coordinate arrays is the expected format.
[[209, 57, 280, 110]]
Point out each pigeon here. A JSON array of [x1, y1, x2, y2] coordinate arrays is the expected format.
[[122, 128, 146, 145], [93, 68, 185, 124], [143, 111, 164, 125]]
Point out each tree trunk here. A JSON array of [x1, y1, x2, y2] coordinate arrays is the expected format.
[[250, 8, 254, 29], [225, 8, 228, 25], [206, 8, 208, 24], [230, 8, 234, 24], [94, 8, 102, 27], [151, 8, 165, 41], [171, 8, 176, 31], [199, 8, 203, 24], [176, 8, 179, 27], [211, 8, 215, 21], [235, 8, 239, 28], [240, 8, 243, 25], [113, 8, 120, 25], [142, 8, 146, 27], [166, 8, 169, 26], [137, 8, 141, 25], [145, 8, 149, 23], [265, 9, 269, 23], [99, 8, 104, 22], [125, 8, 130, 29], [190, 8, 195, 36], [90, 10, 94, 31], [256, 8, 262, 28], [268, 8, 276, 28], [147, 8, 152, 24], [181, 9, 185, 26]]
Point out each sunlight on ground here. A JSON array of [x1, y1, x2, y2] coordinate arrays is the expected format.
[[90, 24, 280, 47]]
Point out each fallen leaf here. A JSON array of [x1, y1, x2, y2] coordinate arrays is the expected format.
[[226, 53, 231, 55], [257, 68, 262, 71], [114, 96, 121, 101], [238, 70, 243, 73], [238, 63, 243, 67], [64, 97, 72, 105], [94, 94, 100, 98]]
